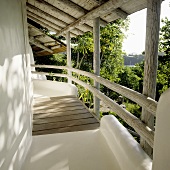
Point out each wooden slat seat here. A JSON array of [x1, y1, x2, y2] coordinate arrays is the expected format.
[[32, 95, 99, 135]]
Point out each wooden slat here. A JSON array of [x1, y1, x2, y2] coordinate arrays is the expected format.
[[33, 112, 93, 124], [33, 99, 81, 108], [33, 123, 99, 135], [34, 105, 86, 114], [33, 101, 82, 111], [33, 117, 98, 131], [33, 96, 99, 135], [34, 109, 89, 119]]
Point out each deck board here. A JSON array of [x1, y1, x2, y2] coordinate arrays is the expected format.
[[33, 95, 100, 135]]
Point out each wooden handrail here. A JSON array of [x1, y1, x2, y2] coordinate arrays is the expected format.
[[32, 70, 154, 147], [31, 71, 68, 78], [31, 64, 157, 117]]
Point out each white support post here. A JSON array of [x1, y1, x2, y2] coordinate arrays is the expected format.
[[93, 17, 100, 118], [141, 0, 162, 157], [66, 31, 72, 84]]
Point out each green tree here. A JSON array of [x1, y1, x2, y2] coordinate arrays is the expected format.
[[157, 17, 170, 96], [34, 53, 67, 82], [71, 19, 129, 107]]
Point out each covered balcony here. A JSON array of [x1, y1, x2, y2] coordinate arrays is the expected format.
[[1, 0, 170, 170]]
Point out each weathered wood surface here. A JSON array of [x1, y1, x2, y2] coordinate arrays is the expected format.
[[31, 69, 154, 147], [66, 31, 72, 84], [29, 37, 53, 53], [33, 95, 99, 135], [93, 17, 100, 118], [70, 76, 154, 148], [28, 23, 67, 55], [51, 45, 61, 50], [27, 9, 84, 36], [31, 65, 157, 116], [28, 0, 93, 32], [28, 23, 63, 45], [55, 0, 128, 36], [26, 0, 148, 41], [141, 0, 161, 157]]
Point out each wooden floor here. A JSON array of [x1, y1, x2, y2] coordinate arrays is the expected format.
[[32, 95, 100, 135]]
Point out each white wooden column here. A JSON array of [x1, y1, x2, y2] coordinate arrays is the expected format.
[[141, 0, 162, 157], [93, 17, 100, 118], [66, 31, 72, 84]]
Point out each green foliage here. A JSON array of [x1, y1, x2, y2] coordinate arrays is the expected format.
[[100, 20, 126, 82], [34, 53, 67, 82], [124, 103, 141, 118], [159, 17, 170, 58], [118, 66, 141, 92], [157, 17, 170, 97], [72, 32, 93, 71], [71, 19, 129, 106], [74, 74, 94, 108]]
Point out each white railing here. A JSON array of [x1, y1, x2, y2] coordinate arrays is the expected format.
[[31, 64, 157, 148]]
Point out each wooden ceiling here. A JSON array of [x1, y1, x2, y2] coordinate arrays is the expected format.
[[27, 0, 147, 56]]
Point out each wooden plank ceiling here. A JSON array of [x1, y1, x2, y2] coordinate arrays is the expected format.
[[27, 0, 147, 56]]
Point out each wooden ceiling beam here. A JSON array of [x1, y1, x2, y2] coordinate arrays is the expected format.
[[31, 0, 93, 32], [46, 0, 87, 16], [27, 3, 86, 34], [27, 14, 59, 33], [44, 41, 58, 46], [55, 0, 128, 36], [27, 3, 67, 28], [29, 37, 53, 53], [27, 14, 77, 37], [27, 23, 66, 46], [35, 49, 46, 55], [27, 11, 62, 31], [114, 8, 128, 19], [27, 11, 84, 36], [51, 45, 61, 50], [90, 0, 108, 5], [40, 0, 108, 26], [34, 34, 46, 39]]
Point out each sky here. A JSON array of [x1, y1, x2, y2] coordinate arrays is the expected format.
[[122, 0, 170, 55]]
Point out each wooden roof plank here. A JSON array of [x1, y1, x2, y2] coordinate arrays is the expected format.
[[55, 0, 127, 36], [27, 2, 68, 28], [27, 10, 62, 31], [47, 0, 108, 26], [28, 0, 93, 32], [27, 3, 86, 35], [28, 23, 66, 46], [27, 14, 77, 37], [29, 37, 53, 53], [27, 13, 81, 37]]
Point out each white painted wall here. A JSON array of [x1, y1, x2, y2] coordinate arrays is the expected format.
[[153, 88, 170, 170], [0, 0, 33, 169]]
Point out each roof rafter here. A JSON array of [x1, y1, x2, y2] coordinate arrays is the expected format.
[[27, 14, 77, 37], [28, 23, 66, 46], [114, 8, 128, 19], [31, 0, 93, 32], [27, 10, 84, 36], [27, 3, 86, 35], [44, 41, 58, 46], [29, 36, 53, 53], [41, 0, 108, 26], [55, 0, 128, 36], [27, 2, 67, 28], [34, 34, 46, 39]]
